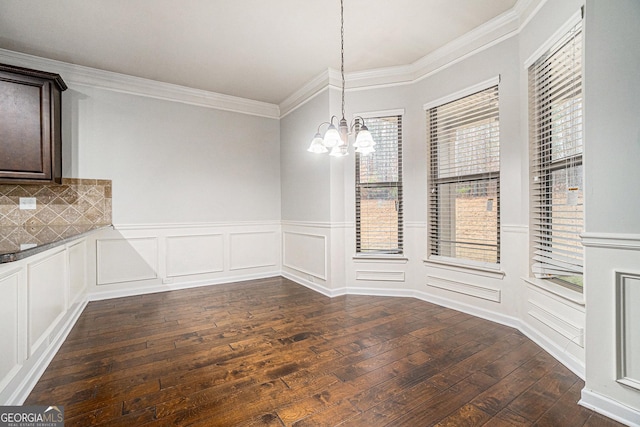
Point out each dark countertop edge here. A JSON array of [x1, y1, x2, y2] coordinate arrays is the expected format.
[[0, 225, 113, 264]]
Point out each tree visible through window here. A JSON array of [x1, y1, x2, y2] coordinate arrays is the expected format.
[[529, 20, 583, 289], [428, 85, 500, 264], [356, 115, 403, 254]]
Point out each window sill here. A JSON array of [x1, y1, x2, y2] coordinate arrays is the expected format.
[[523, 276, 584, 305], [353, 254, 408, 264], [423, 257, 505, 279]]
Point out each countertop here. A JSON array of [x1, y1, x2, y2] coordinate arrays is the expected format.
[[0, 224, 112, 264]]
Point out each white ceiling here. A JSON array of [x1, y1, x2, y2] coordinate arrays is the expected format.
[[0, 0, 518, 105]]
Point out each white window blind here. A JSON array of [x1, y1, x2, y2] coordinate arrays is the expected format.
[[428, 85, 500, 264], [356, 115, 403, 254], [529, 20, 583, 287]]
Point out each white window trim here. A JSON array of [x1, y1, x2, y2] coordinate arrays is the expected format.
[[423, 76, 500, 111], [524, 10, 582, 69], [351, 108, 405, 121], [424, 256, 505, 280], [527, 12, 584, 292], [353, 253, 408, 264], [523, 276, 585, 306]]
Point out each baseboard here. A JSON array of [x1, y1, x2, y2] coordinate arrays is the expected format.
[[281, 271, 337, 297], [580, 388, 640, 427], [88, 271, 281, 301], [518, 320, 585, 379], [4, 298, 88, 405]]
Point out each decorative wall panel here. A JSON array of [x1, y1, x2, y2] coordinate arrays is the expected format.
[[229, 231, 278, 271], [283, 231, 327, 280], [166, 234, 224, 277], [616, 272, 640, 390], [96, 237, 158, 285]]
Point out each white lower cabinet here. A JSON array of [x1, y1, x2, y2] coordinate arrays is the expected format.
[[0, 269, 23, 393], [0, 238, 88, 404]]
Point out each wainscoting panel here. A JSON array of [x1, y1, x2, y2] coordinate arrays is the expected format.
[[525, 282, 586, 368], [27, 250, 67, 356], [229, 231, 278, 271], [166, 234, 224, 278], [616, 271, 640, 390], [528, 300, 584, 347], [356, 270, 405, 282], [0, 270, 21, 391], [68, 240, 87, 305], [426, 275, 501, 302], [283, 231, 327, 280], [96, 237, 158, 285]]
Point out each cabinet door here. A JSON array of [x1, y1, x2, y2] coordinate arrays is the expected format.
[[0, 67, 62, 183]]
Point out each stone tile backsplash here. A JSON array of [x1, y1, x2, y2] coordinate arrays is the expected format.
[[0, 178, 112, 228]]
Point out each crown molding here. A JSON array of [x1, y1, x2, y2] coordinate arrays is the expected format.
[[279, 0, 546, 114], [279, 68, 344, 118], [0, 48, 280, 119]]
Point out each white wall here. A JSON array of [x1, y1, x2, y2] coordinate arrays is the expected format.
[[280, 90, 331, 222], [63, 85, 281, 225], [581, 0, 640, 424]]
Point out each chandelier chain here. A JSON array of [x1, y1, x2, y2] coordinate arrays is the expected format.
[[340, 0, 345, 119]]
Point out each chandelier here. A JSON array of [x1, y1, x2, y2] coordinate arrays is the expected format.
[[307, 0, 376, 156]]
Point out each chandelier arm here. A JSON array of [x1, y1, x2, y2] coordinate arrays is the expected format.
[[315, 121, 333, 134]]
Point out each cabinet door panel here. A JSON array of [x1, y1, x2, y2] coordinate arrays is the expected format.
[[0, 79, 48, 174], [0, 272, 21, 390], [28, 250, 67, 356]]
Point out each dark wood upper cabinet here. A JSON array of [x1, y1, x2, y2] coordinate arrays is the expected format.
[[0, 63, 67, 184]]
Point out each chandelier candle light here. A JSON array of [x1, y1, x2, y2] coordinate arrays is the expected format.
[[307, 0, 376, 156]]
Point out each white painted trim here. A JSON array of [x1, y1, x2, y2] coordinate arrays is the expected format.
[[616, 271, 640, 391], [524, 276, 585, 305], [282, 231, 328, 281], [523, 10, 583, 68], [427, 275, 501, 302], [582, 233, 640, 251], [0, 49, 280, 119], [580, 389, 640, 427], [165, 233, 225, 278], [228, 231, 279, 271], [114, 220, 281, 230], [424, 257, 505, 279], [519, 319, 585, 379], [356, 270, 405, 282], [352, 109, 405, 120], [280, 0, 546, 115], [517, 0, 551, 33], [5, 299, 87, 405], [281, 271, 335, 297], [96, 237, 159, 285], [281, 220, 335, 229], [352, 255, 408, 264], [88, 272, 280, 301], [528, 300, 584, 347], [279, 69, 333, 118], [423, 76, 501, 111]]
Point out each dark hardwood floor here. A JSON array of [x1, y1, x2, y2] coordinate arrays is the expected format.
[[26, 276, 621, 426]]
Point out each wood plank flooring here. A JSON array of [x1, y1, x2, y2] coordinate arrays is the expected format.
[[26, 276, 622, 426]]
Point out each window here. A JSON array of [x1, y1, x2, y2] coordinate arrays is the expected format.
[[427, 85, 500, 264], [529, 20, 583, 288], [356, 114, 403, 254]]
